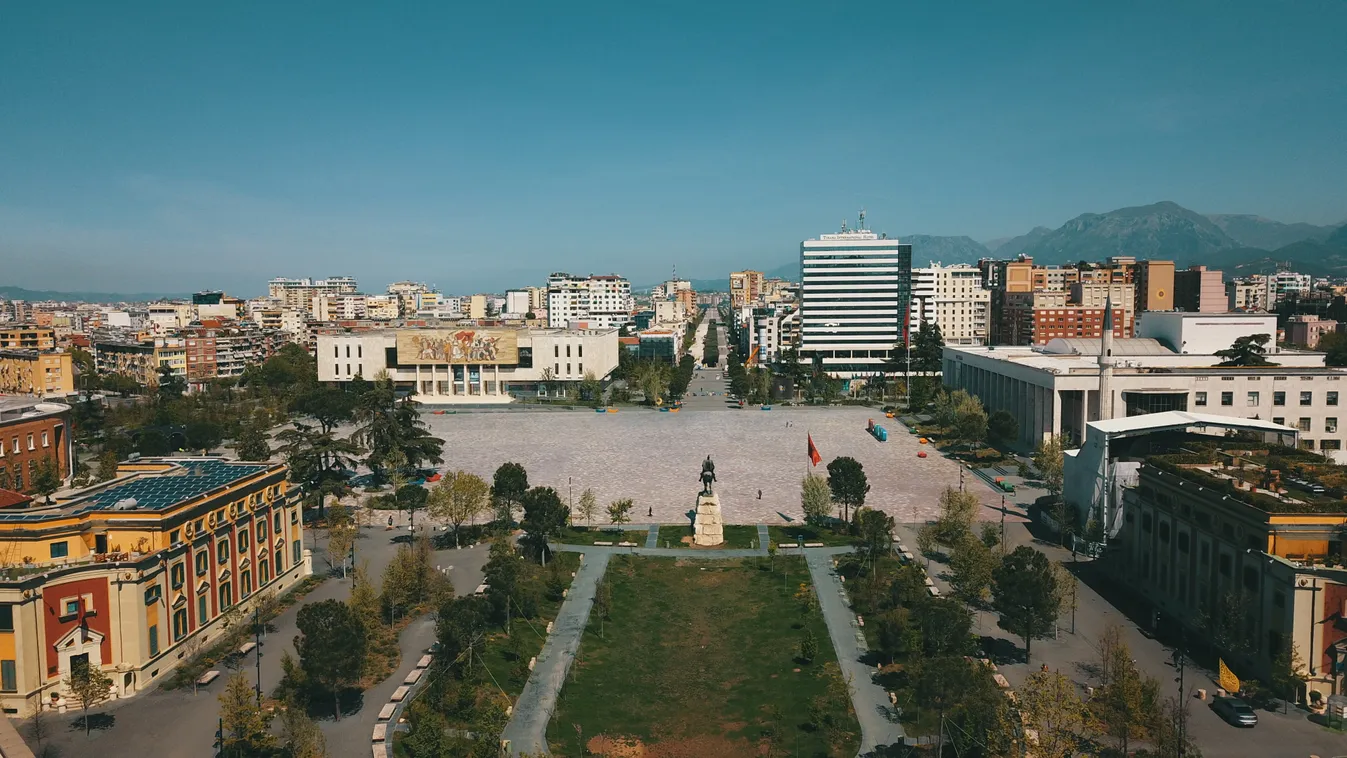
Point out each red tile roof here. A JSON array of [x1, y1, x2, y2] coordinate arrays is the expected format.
[[0, 489, 33, 509]]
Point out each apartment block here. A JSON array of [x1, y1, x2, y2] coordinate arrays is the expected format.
[[546, 273, 633, 330], [0, 350, 74, 396], [910, 263, 990, 345], [729, 271, 766, 309], [268, 277, 358, 315], [1174, 265, 1227, 313]]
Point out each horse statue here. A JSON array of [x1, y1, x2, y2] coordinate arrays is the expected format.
[[699, 455, 716, 496]]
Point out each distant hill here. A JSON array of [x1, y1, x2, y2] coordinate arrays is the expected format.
[[1206, 214, 1336, 250], [988, 226, 1053, 257], [1015, 201, 1241, 265], [899, 235, 991, 266], [0, 285, 189, 303]]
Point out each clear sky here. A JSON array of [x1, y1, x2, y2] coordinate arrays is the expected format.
[[3, 2, 1345, 296]]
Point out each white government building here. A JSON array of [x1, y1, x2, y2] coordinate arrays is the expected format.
[[943, 310, 1347, 462], [799, 215, 912, 378], [317, 327, 619, 403]]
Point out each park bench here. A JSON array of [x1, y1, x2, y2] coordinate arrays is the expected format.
[[196, 670, 220, 687]]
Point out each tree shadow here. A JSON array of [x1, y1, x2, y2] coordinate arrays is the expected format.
[[303, 687, 366, 721], [977, 635, 1023, 665], [69, 713, 115, 733]]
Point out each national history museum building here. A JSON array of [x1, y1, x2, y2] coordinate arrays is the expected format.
[[316, 326, 620, 403]]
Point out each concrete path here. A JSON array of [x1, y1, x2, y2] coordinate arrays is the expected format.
[[502, 552, 612, 757], [756, 524, 770, 549], [644, 523, 660, 549], [552, 542, 768, 559], [805, 548, 905, 756]]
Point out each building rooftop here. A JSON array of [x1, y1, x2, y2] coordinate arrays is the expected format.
[[0, 458, 271, 523], [1043, 337, 1173, 356], [0, 397, 69, 425]]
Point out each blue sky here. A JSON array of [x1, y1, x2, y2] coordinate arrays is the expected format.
[[3, 2, 1345, 295]]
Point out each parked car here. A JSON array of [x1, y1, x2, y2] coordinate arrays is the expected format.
[[1212, 696, 1258, 727]]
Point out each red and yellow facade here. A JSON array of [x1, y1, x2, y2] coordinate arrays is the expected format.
[[0, 457, 310, 715]]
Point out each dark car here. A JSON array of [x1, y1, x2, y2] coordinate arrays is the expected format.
[[1212, 696, 1258, 727]]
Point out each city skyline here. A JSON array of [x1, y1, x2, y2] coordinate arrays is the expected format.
[[3, 2, 1346, 295]]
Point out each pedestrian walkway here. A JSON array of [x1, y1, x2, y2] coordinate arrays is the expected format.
[[551, 542, 768, 559], [805, 549, 905, 755], [756, 524, 769, 550], [502, 551, 612, 757], [645, 523, 660, 549]]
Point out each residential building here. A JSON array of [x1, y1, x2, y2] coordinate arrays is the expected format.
[[1228, 280, 1269, 312], [799, 218, 912, 377], [1133, 260, 1175, 311], [909, 263, 991, 346], [505, 290, 532, 317], [387, 281, 435, 318], [316, 326, 621, 403], [364, 295, 399, 321], [267, 277, 358, 315], [653, 300, 687, 325], [1260, 272, 1314, 305], [467, 295, 488, 320], [729, 271, 765, 309], [0, 350, 75, 396], [310, 293, 367, 322], [0, 457, 310, 714], [1286, 315, 1339, 349], [942, 311, 1347, 457], [0, 327, 55, 352], [995, 290, 1128, 346], [0, 398, 74, 493], [546, 274, 633, 330], [91, 340, 159, 386], [145, 303, 193, 335], [1174, 265, 1227, 313]]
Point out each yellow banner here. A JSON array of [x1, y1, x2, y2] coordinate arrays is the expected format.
[[1218, 658, 1241, 693]]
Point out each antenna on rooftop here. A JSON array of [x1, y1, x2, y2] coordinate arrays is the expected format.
[[859, 208, 866, 231]]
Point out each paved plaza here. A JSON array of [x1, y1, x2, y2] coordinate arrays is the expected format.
[[418, 405, 1000, 525]]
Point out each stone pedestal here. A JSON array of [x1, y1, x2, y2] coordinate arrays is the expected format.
[[693, 492, 724, 546]]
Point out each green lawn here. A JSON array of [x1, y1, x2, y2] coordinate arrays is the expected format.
[[547, 555, 859, 757], [768, 524, 858, 547], [557, 526, 648, 545], [657, 523, 760, 549]]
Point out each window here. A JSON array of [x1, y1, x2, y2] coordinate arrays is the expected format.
[[49, 541, 68, 559], [26, 434, 33, 451], [0, 605, 12, 632], [149, 625, 159, 657], [242, 570, 252, 597], [554, 345, 559, 358], [333, 345, 339, 357], [145, 585, 162, 605], [1273, 417, 1285, 426], [218, 538, 230, 564], [1177, 533, 1190, 553], [274, 511, 282, 533], [290, 508, 298, 524], [40, 431, 48, 447], [171, 563, 185, 590], [275, 549, 284, 572], [567, 363, 571, 374], [198, 594, 209, 624], [1274, 391, 1286, 406], [195, 551, 209, 576], [292, 539, 302, 565], [1299, 417, 1312, 432], [173, 609, 189, 641], [1218, 554, 1232, 577], [260, 560, 270, 584], [1195, 392, 1207, 406], [62, 599, 80, 617], [238, 529, 249, 552], [257, 519, 267, 541], [1221, 392, 1233, 406], [1243, 566, 1259, 591], [1301, 391, 1313, 406], [566, 344, 571, 357], [1301, 439, 1316, 450], [1142, 513, 1153, 533], [1247, 391, 1260, 406], [578, 362, 583, 374], [1328, 418, 1338, 433], [0, 660, 14, 692], [219, 582, 233, 609], [345, 345, 350, 358], [554, 363, 560, 375], [1329, 391, 1339, 406], [1322, 439, 1341, 451], [357, 345, 362, 358]]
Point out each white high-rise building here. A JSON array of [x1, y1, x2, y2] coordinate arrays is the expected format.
[[799, 217, 912, 377], [909, 263, 991, 345], [547, 273, 633, 330]]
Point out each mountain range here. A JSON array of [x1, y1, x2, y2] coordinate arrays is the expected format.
[[726, 201, 1346, 289]]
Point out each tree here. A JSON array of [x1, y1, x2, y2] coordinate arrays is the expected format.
[[325, 500, 356, 578], [428, 470, 490, 548], [185, 420, 224, 454], [96, 449, 120, 482], [579, 370, 602, 406], [856, 507, 894, 562], [987, 409, 1019, 447], [137, 428, 171, 456], [291, 384, 358, 434], [799, 628, 820, 663], [232, 418, 272, 461], [1033, 434, 1066, 499], [915, 596, 973, 657], [575, 487, 598, 526], [991, 546, 1061, 664], [492, 462, 529, 524], [800, 472, 832, 524], [952, 393, 988, 448], [607, 498, 634, 525], [519, 487, 569, 564], [948, 533, 996, 606], [65, 657, 112, 736], [1215, 333, 1275, 367], [156, 364, 186, 400], [932, 486, 979, 546], [911, 320, 945, 375], [278, 698, 329, 758], [31, 455, 60, 503], [1318, 330, 1347, 367], [1269, 639, 1308, 708], [1019, 669, 1085, 758], [352, 377, 444, 475], [276, 420, 361, 518], [395, 484, 429, 532], [294, 599, 367, 720], [1094, 642, 1152, 755], [826, 456, 869, 522], [218, 673, 275, 755]]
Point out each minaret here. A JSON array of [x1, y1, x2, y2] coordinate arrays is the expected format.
[[1098, 296, 1115, 420]]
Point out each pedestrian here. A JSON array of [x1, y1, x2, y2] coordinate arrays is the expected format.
[[647, 506, 653, 517], [757, 489, 762, 500]]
